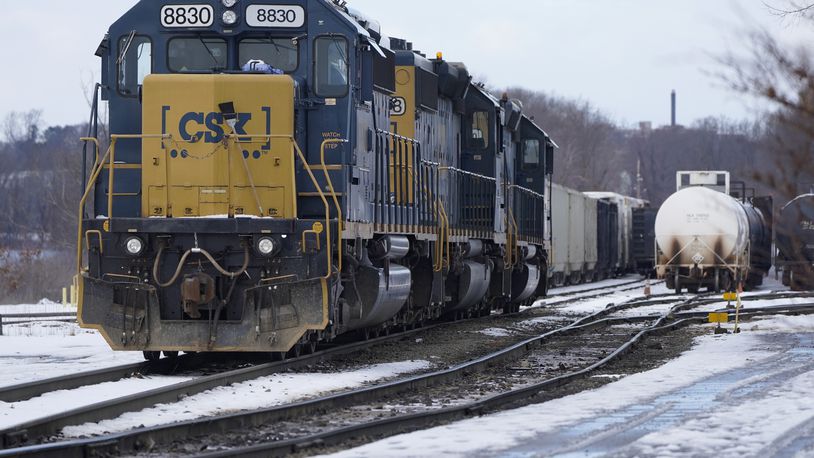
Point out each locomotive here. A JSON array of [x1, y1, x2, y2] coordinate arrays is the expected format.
[[76, 0, 555, 358], [654, 171, 772, 293]]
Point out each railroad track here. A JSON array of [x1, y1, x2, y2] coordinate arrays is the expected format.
[[3, 288, 812, 456], [0, 290, 775, 458], [0, 278, 657, 449], [0, 278, 654, 406]]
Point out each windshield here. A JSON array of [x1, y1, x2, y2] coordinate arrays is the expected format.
[[239, 38, 298, 72], [168, 37, 227, 72]]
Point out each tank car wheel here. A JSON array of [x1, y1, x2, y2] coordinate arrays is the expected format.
[[674, 274, 682, 295], [143, 351, 162, 362], [782, 269, 791, 287], [687, 284, 699, 294], [162, 351, 179, 359]]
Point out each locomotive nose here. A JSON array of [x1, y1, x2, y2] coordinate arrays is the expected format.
[[141, 74, 297, 219]]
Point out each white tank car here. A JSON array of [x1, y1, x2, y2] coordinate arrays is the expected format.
[[655, 186, 750, 292]]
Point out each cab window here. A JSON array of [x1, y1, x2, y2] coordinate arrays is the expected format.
[[168, 38, 227, 73], [118, 36, 151, 97], [522, 139, 540, 170], [469, 111, 489, 149], [239, 38, 298, 72], [314, 36, 349, 97]]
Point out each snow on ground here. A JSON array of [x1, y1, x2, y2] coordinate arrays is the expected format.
[[323, 307, 814, 458], [0, 323, 143, 387], [550, 281, 673, 316], [0, 375, 193, 429], [543, 275, 645, 297], [62, 360, 431, 437], [478, 328, 512, 337]]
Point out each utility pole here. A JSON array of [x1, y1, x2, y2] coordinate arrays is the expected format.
[[636, 159, 644, 200]]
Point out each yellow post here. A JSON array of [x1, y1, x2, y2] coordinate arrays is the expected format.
[[62, 287, 68, 306], [734, 283, 743, 334], [70, 284, 77, 306]]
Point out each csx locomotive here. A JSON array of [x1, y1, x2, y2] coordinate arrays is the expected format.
[[77, 0, 556, 358]]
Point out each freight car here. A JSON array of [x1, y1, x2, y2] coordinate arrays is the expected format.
[[776, 194, 814, 290], [655, 171, 772, 293], [584, 192, 648, 275], [76, 0, 556, 358], [548, 185, 648, 286]]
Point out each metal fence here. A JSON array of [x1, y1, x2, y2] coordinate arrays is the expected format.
[[0, 313, 77, 335]]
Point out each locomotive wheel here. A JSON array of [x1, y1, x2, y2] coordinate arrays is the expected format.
[[143, 351, 161, 362], [163, 351, 179, 359]]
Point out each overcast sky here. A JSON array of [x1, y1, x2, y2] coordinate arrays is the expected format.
[[3, 1, 813, 128]]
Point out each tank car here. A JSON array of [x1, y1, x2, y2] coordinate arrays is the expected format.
[[655, 172, 772, 293], [776, 194, 814, 290]]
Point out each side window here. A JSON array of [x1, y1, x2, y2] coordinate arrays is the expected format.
[[118, 36, 152, 97], [522, 139, 540, 170], [469, 111, 489, 149], [314, 36, 349, 97]]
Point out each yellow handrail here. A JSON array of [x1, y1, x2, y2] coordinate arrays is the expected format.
[[76, 143, 113, 276], [80, 137, 101, 172], [320, 138, 348, 274]]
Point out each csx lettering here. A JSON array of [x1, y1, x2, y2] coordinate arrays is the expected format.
[[179, 112, 252, 143]]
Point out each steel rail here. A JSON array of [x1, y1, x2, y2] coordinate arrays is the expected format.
[[0, 293, 694, 457], [0, 281, 657, 426], [6, 284, 803, 453], [0, 318, 477, 449], [0, 354, 203, 404], [204, 295, 812, 458]]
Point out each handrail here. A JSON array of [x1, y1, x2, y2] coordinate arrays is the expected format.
[[320, 138, 348, 274], [227, 134, 334, 280], [79, 137, 101, 178], [76, 143, 113, 277], [506, 209, 519, 269]]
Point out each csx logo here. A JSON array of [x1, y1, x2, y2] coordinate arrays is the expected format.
[[179, 112, 252, 143], [161, 106, 271, 147]]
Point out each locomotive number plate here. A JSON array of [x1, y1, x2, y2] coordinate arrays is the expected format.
[[161, 5, 214, 28], [246, 5, 306, 28]]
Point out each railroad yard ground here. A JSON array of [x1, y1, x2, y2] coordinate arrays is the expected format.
[[1, 275, 813, 457]]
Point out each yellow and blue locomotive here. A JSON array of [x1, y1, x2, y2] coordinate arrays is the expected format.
[[77, 0, 555, 359]]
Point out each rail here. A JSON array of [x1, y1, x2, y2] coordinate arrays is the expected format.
[[511, 185, 546, 246], [373, 130, 437, 234], [442, 167, 497, 239]]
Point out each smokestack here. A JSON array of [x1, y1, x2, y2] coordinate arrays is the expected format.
[[671, 90, 676, 127]]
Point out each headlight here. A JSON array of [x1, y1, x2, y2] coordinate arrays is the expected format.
[[222, 10, 238, 25], [125, 237, 145, 256], [222, 0, 238, 7], [256, 237, 277, 257]]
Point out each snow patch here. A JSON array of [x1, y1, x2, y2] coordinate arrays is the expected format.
[[63, 360, 431, 437]]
